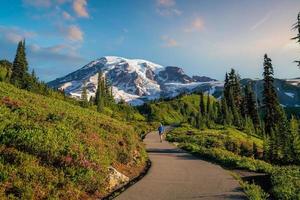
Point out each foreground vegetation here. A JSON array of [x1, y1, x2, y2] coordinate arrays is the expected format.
[[167, 125, 300, 199], [0, 82, 148, 199]]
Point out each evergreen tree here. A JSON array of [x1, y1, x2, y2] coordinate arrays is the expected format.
[[224, 73, 230, 101], [226, 69, 242, 109], [262, 54, 284, 135], [206, 94, 211, 116], [206, 94, 214, 128], [11, 40, 29, 88], [221, 97, 232, 126], [197, 92, 207, 129], [289, 117, 300, 164], [81, 81, 88, 108], [199, 92, 205, 115], [244, 84, 260, 129], [292, 12, 300, 67], [223, 69, 243, 127], [95, 72, 104, 112], [262, 54, 289, 163], [229, 88, 242, 127]]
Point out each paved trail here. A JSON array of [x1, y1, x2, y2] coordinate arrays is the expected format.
[[115, 131, 246, 200]]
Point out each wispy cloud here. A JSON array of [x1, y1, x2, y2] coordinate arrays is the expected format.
[[157, 0, 175, 7], [250, 12, 272, 31], [184, 17, 204, 32], [22, 0, 70, 8], [23, 0, 52, 8], [156, 0, 181, 17], [73, 0, 89, 18], [161, 35, 179, 47], [24, 0, 89, 20], [63, 25, 84, 41], [0, 25, 86, 81], [62, 11, 74, 20], [0, 26, 37, 43]]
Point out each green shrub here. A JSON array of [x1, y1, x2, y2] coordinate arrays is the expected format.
[[271, 167, 300, 200], [241, 181, 269, 200]]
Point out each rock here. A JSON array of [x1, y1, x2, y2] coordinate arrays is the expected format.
[[107, 166, 130, 191]]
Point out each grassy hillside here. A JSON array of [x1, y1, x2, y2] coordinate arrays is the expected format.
[[0, 82, 147, 199], [139, 94, 213, 124]]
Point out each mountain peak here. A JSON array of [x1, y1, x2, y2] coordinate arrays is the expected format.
[[48, 56, 221, 105]]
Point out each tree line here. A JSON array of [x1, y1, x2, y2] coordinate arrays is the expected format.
[[188, 53, 300, 165]]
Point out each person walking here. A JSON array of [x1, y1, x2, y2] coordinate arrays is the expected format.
[[158, 123, 164, 143]]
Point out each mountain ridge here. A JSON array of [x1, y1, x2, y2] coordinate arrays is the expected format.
[[48, 56, 300, 106]]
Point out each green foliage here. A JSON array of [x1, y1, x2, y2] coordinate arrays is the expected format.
[[240, 181, 269, 200], [166, 126, 272, 172], [0, 60, 12, 82], [0, 82, 147, 199], [139, 93, 215, 125], [271, 167, 300, 200]]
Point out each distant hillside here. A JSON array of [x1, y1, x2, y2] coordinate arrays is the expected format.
[[0, 82, 147, 199], [138, 94, 214, 125]]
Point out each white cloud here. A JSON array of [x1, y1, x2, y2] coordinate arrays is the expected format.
[[185, 17, 204, 32], [157, 0, 175, 7], [156, 0, 181, 17], [66, 25, 84, 41], [161, 35, 179, 47], [73, 0, 89, 18], [23, 0, 52, 8], [0, 26, 37, 43], [62, 11, 74, 20]]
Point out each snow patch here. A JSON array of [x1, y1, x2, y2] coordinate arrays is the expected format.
[[285, 92, 295, 98]]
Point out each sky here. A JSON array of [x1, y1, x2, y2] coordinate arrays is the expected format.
[[0, 0, 300, 81]]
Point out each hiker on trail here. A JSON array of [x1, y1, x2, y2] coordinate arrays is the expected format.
[[158, 123, 164, 143]]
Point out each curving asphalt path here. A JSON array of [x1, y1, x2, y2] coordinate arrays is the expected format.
[[115, 131, 246, 200]]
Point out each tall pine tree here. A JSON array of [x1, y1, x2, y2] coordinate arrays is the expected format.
[[95, 72, 104, 112], [223, 69, 243, 127], [244, 84, 260, 130], [262, 54, 288, 163], [11, 40, 29, 88], [262, 54, 283, 135], [199, 92, 205, 115], [292, 12, 300, 67], [81, 81, 88, 108]]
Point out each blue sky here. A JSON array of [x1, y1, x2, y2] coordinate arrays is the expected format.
[[0, 0, 300, 81]]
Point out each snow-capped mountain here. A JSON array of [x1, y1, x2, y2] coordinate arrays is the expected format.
[[48, 56, 300, 106], [48, 56, 223, 105]]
